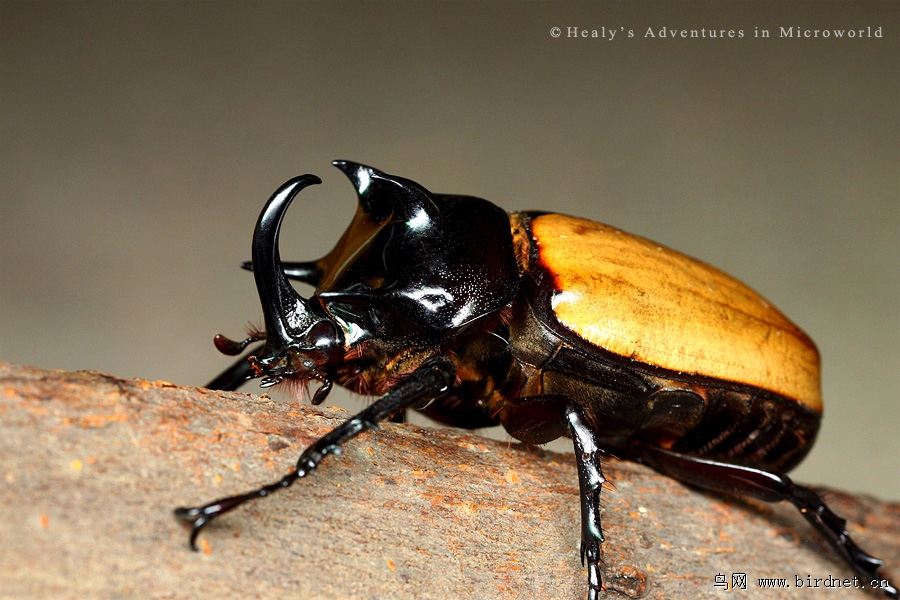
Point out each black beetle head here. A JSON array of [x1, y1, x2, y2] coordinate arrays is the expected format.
[[216, 162, 519, 399], [245, 175, 345, 390]]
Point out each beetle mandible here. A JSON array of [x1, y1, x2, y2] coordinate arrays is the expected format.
[[176, 162, 897, 599]]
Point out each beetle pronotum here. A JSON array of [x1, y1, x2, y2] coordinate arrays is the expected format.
[[176, 162, 897, 599]]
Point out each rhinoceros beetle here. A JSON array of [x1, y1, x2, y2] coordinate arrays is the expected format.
[[176, 161, 897, 599]]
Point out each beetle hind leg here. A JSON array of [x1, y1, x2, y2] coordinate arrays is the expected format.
[[785, 484, 897, 598], [631, 443, 898, 599]]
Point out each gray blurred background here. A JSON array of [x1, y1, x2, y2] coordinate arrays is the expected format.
[[1, 1, 897, 499]]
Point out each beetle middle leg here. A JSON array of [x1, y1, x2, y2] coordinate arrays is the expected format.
[[631, 443, 898, 599], [566, 403, 606, 600], [176, 357, 456, 549], [500, 395, 606, 600]]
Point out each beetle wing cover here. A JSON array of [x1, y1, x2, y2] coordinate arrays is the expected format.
[[529, 214, 822, 411]]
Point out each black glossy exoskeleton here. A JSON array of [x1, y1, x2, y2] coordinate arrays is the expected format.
[[177, 162, 896, 599]]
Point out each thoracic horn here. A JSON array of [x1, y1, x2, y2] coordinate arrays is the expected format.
[[332, 160, 441, 225]]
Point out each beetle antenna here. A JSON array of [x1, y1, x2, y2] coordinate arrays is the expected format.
[[213, 333, 265, 356]]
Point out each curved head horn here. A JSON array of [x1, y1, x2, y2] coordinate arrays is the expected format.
[[249, 175, 344, 384], [251, 175, 321, 346]]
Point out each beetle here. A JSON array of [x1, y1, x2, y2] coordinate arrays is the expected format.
[[176, 161, 897, 599]]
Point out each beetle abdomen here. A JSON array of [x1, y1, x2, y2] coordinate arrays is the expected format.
[[667, 386, 820, 473], [529, 356, 819, 473], [520, 212, 822, 412]]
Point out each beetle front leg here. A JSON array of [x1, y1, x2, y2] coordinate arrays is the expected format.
[[175, 357, 456, 549], [204, 346, 261, 391], [566, 404, 606, 600]]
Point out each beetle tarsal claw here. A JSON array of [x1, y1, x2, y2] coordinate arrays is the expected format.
[[172, 506, 210, 551]]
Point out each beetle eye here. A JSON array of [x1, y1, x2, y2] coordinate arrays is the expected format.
[[364, 277, 385, 290], [307, 320, 344, 367]]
